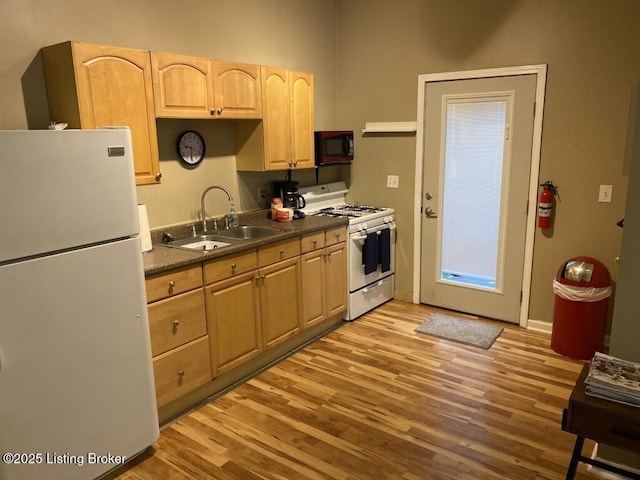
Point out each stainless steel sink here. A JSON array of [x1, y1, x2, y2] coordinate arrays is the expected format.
[[164, 225, 280, 252], [165, 234, 237, 252], [213, 225, 281, 240]]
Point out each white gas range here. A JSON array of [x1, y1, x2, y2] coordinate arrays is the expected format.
[[299, 182, 396, 320]]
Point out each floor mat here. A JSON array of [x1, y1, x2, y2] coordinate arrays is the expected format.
[[415, 313, 503, 349]]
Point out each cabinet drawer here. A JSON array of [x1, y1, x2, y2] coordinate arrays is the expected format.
[[146, 265, 203, 302], [325, 226, 347, 246], [148, 288, 207, 356], [568, 403, 640, 451], [203, 249, 257, 284], [258, 238, 300, 267], [153, 336, 212, 408], [300, 231, 325, 253]]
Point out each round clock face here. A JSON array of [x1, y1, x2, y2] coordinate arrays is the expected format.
[[177, 130, 206, 166]]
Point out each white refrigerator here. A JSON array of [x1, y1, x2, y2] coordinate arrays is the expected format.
[[0, 129, 159, 480]]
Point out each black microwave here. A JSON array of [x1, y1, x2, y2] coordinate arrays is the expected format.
[[314, 130, 354, 166]]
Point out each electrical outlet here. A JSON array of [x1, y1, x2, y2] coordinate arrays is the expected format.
[[386, 175, 399, 189], [599, 185, 613, 203]]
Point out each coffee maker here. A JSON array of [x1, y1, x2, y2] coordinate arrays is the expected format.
[[272, 180, 306, 212]]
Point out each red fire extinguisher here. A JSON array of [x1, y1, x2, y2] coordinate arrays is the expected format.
[[538, 181, 557, 229]]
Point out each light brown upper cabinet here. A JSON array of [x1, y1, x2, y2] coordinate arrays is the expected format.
[[289, 71, 314, 169], [151, 52, 262, 119], [236, 68, 314, 171], [41, 41, 161, 185]]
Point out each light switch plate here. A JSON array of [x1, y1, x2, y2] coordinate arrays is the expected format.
[[386, 175, 399, 189], [599, 185, 613, 203]]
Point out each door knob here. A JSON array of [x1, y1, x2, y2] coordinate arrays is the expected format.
[[424, 207, 438, 218]]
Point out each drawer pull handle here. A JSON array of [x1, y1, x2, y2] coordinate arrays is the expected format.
[[168, 280, 176, 288]]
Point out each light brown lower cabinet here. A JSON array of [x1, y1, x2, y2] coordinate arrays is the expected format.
[[300, 227, 347, 328], [205, 270, 262, 374], [145, 265, 212, 408], [259, 256, 302, 349], [147, 228, 345, 411], [204, 244, 302, 375]]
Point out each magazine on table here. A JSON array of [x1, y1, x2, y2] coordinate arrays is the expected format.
[[584, 352, 640, 406], [585, 385, 640, 407]]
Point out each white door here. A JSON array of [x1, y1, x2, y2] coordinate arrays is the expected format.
[[419, 75, 537, 323]]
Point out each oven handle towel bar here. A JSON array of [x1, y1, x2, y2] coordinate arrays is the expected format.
[[352, 224, 396, 243]]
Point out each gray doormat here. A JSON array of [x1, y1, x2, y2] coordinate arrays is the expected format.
[[415, 313, 503, 349]]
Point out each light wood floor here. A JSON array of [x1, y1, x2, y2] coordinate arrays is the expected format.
[[112, 300, 600, 480]]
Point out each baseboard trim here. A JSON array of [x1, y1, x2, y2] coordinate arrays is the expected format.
[[526, 319, 552, 334]]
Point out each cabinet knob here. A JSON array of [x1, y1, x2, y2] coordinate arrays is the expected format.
[[172, 319, 180, 328], [231, 263, 237, 271], [279, 249, 284, 256], [155, 172, 162, 181], [168, 280, 176, 288], [178, 370, 185, 377], [312, 240, 317, 247], [335, 233, 341, 240], [217, 107, 224, 115], [210, 108, 216, 116]]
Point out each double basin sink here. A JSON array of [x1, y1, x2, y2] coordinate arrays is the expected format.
[[165, 225, 282, 252]]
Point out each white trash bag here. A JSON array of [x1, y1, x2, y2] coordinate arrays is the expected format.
[[552, 279, 612, 303]]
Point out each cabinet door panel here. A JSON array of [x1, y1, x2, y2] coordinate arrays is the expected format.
[[301, 250, 326, 328], [290, 71, 314, 169], [214, 61, 262, 118], [260, 257, 301, 349], [205, 271, 262, 373], [325, 243, 347, 317], [42, 41, 160, 185], [151, 52, 214, 118], [73, 43, 159, 185], [262, 67, 291, 170]]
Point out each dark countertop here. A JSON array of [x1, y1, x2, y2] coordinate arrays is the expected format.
[[142, 213, 348, 276]]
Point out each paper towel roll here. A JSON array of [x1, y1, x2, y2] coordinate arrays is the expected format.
[[137, 204, 153, 253]]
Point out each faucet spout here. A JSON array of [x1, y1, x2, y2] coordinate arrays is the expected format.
[[200, 185, 233, 232]]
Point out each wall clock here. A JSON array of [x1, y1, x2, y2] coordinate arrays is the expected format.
[[177, 130, 206, 166]]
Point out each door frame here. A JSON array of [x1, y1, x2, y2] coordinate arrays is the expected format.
[[412, 65, 547, 328]]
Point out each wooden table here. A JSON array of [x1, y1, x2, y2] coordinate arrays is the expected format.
[[562, 363, 640, 479]]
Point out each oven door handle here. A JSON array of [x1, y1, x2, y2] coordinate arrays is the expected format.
[[352, 224, 396, 243]]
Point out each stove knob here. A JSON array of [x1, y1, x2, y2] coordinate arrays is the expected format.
[[357, 223, 365, 231], [361, 223, 368, 231], [384, 215, 392, 223]]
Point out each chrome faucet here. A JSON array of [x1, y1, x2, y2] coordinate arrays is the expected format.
[[200, 185, 233, 232]]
